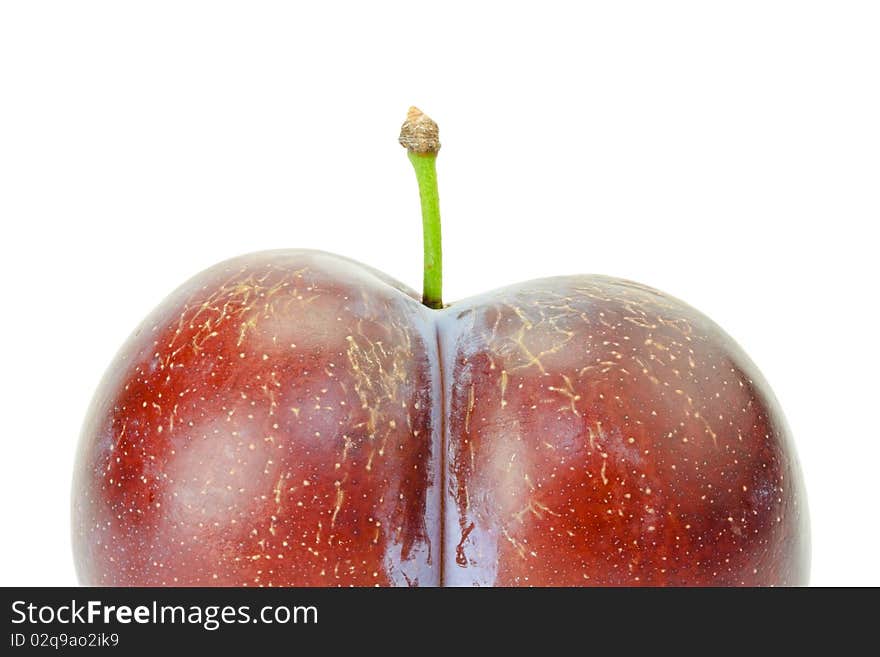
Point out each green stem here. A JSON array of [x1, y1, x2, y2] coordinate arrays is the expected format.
[[399, 107, 443, 309], [408, 151, 443, 309]]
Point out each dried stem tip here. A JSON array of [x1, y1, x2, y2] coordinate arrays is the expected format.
[[399, 106, 440, 155]]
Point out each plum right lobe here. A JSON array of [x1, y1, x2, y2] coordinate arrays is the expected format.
[[438, 275, 809, 586]]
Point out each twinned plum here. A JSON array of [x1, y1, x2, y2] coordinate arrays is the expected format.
[[72, 109, 808, 586]]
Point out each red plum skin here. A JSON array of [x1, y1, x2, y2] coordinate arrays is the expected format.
[[73, 251, 808, 586]]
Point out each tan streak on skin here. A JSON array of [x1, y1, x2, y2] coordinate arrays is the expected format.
[[496, 302, 576, 374], [658, 316, 693, 336], [624, 315, 657, 328], [507, 324, 547, 374], [676, 387, 719, 448], [237, 315, 259, 346], [548, 374, 581, 416], [501, 526, 528, 560], [500, 370, 509, 408], [345, 325, 411, 438], [168, 268, 306, 370], [464, 384, 475, 433], [111, 422, 128, 454], [509, 304, 534, 331], [340, 435, 353, 465], [587, 421, 605, 451], [273, 474, 285, 509], [261, 384, 278, 416], [698, 415, 719, 448], [514, 499, 560, 523]]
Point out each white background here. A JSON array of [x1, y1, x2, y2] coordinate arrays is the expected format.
[[1, 2, 877, 586]]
